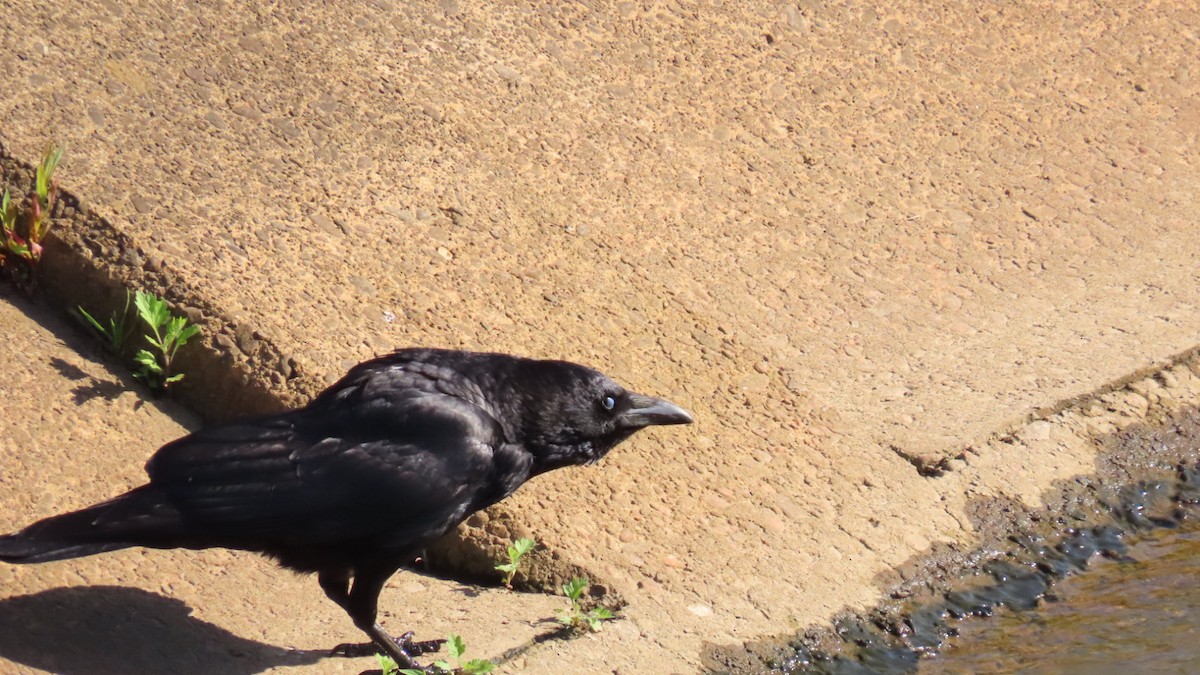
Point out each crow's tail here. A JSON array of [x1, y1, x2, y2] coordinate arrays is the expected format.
[[0, 485, 182, 564]]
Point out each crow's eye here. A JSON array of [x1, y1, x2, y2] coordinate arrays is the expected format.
[[601, 395, 616, 411]]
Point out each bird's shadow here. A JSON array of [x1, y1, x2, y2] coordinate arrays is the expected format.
[[448, 583, 483, 598], [48, 356, 128, 405], [0, 586, 328, 675]]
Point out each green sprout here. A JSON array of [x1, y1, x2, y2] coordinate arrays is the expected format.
[[379, 633, 494, 675], [35, 143, 64, 212], [132, 290, 200, 390], [557, 577, 614, 633], [78, 290, 135, 355], [1, 143, 63, 266], [0, 188, 24, 260], [494, 537, 536, 589], [378, 654, 399, 675]]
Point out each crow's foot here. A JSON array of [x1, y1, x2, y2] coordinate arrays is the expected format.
[[331, 630, 446, 669], [394, 631, 448, 657]]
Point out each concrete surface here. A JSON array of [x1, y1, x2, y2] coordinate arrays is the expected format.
[[0, 0, 1198, 672]]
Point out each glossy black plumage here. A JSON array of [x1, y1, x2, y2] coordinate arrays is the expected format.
[[0, 348, 692, 667]]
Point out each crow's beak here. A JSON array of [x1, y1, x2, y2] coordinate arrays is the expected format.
[[619, 393, 694, 428]]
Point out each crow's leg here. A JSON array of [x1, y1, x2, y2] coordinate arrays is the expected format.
[[324, 568, 378, 658], [348, 566, 421, 668], [319, 568, 353, 610], [325, 565, 444, 668]]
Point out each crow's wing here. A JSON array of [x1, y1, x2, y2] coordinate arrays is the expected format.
[[144, 392, 507, 545]]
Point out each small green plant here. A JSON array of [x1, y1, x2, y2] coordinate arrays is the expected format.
[[35, 144, 64, 215], [78, 290, 135, 355], [494, 537, 536, 589], [1, 143, 63, 266], [557, 577, 614, 632], [0, 188, 20, 261], [377, 653, 399, 675], [132, 290, 200, 390], [379, 633, 495, 675]]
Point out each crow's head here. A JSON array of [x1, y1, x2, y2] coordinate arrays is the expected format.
[[510, 359, 692, 473]]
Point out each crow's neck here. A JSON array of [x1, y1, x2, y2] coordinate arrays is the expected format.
[[527, 440, 597, 475]]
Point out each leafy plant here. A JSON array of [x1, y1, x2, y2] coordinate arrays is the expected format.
[[380, 633, 494, 675], [1, 143, 63, 266], [78, 290, 135, 355], [557, 577, 614, 632], [378, 653, 400, 675], [132, 290, 200, 390], [0, 188, 22, 261], [35, 144, 63, 213], [494, 537, 536, 589]]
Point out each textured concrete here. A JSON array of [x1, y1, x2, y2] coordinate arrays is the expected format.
[[0, 0, 1198, 672]]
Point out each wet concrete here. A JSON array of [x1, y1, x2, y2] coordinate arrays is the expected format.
[[924, 525, 1200, 673], [705, 406, 1200, 674]]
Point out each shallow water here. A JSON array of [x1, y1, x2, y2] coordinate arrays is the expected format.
[[922, 525, 1200, 674]]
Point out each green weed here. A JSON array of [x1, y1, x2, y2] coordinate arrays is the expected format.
[[1, 143, 63, 267], [78, 290, 135, 355], [494, 537, 536, 589], [557, 577, 614, 633], [132, 290, 200, 390], [77, 289, 200, 392]]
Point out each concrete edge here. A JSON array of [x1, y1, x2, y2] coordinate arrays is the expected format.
[[890, 342, 1200, 477]]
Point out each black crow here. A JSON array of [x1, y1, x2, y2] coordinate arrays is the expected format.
[[0, 348, 692, 668]]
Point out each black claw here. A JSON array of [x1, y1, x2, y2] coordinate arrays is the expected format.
[[398, 631, 446, 657], [330, 631, 445, 665]]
